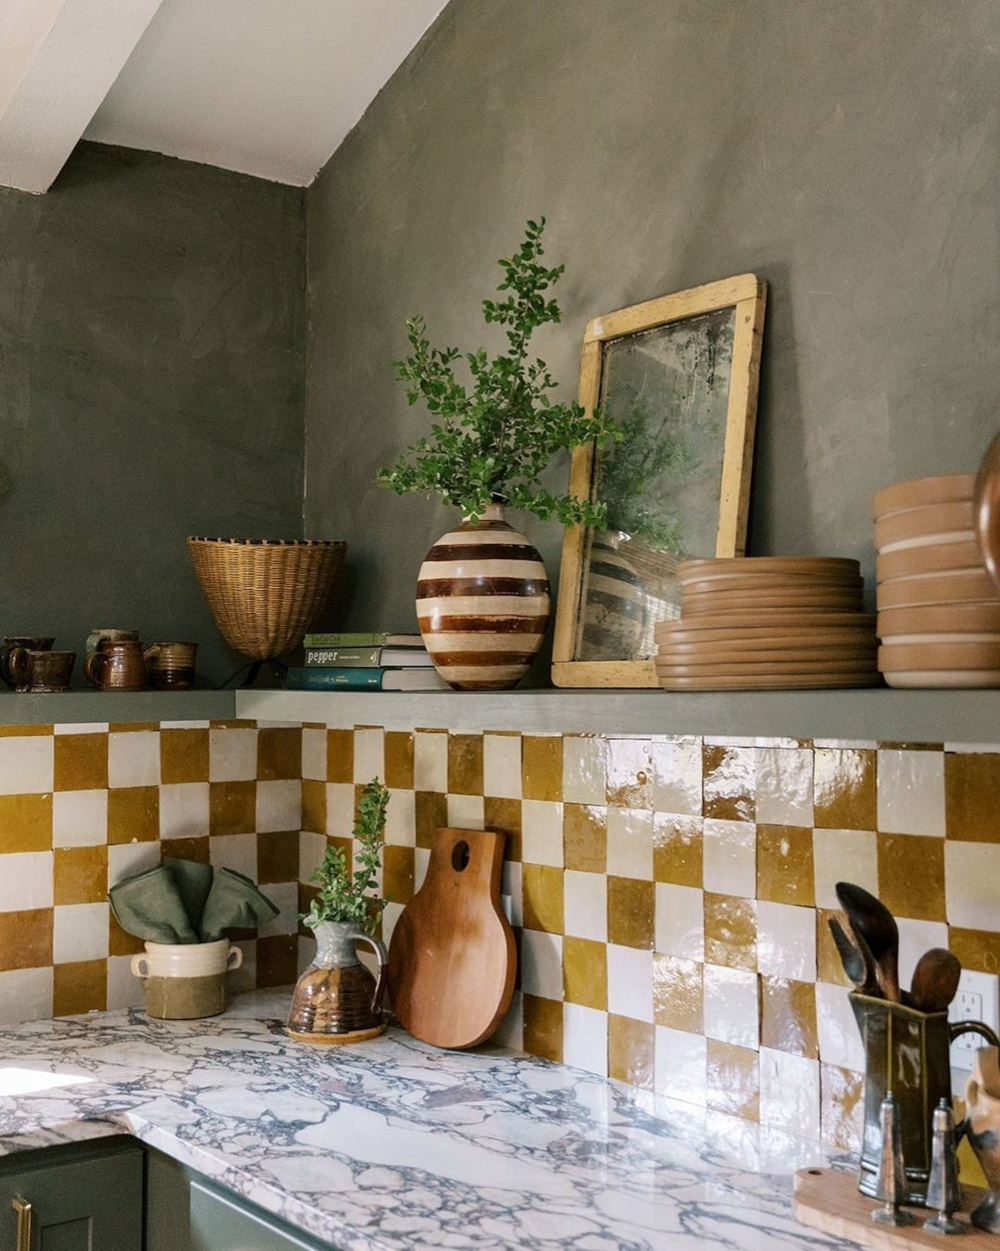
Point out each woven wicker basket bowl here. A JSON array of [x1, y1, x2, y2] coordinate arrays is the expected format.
[[188, 537, 346, 661]]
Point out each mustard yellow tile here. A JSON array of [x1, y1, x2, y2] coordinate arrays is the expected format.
[[109, 910, 145, 956], [816, 908, 851, 987], [0, 724, 53, 737], [606, 740, 652, 808], [608, 1014, 655, 1088], [949, 927, 1000, 974], [384, 732, 414, 790], [564, 804, 607, 873], [563, 936, 607, 1010], [415, 791, 448, 850], [0, 908, 52, 970], [257, 935, 298, 988], [814, 748, 876, 830], [109, 722, 158, 733], [706, 1038, 759, 1121], [209, 781, 257, 837], [523, 863, 564, 934], [53, 734, 108, 791], [820, 1063, 864, 1153], [53, 959, 106, 1016], [54, 845, 107, 905], [757, 824, 815, 907], [704, 893, 757, 970], [257, 727, 301, 781], [523, 994, 563, 1062], [607, 876, 654, 949], [447, 734, 483, 796], [160, 728, 210, 784], [0, 793, 52, 852], [877, 831, 945, 921], [107, 786, 159, 844], [301, 778, 326, 835], [483, 797, 522, 861], [653, 953, 703, 1033], [165, 835, 210, 864], [384, 844, 415, 905], [653, 813, 702, 887], [256, 830, 297, 884], [945, 753, 1000, 842], [760, 976, 818, 1058], [327, 729, 353, 783], [522, 736, 563, 802], [703, 744, 755, 821]]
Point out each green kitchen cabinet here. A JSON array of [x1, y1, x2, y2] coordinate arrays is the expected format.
[[0, 1141, 143, 1250]]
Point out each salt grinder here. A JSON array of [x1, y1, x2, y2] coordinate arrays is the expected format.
[[872, 1092, 916, 1226], [924, 1097, 967, 1235]]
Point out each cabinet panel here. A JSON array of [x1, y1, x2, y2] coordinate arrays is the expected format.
[[191, 1181, 330, 1251]]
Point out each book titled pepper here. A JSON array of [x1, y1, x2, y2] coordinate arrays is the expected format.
[[304, 646, 434, 668], [285, 667, 448, 691]]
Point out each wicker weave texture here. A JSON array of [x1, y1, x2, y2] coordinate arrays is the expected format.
[[187, 537, 346, 661]]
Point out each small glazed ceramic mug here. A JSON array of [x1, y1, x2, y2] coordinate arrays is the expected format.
[[130, 939, 243, 1020], [85, 639, 147, 691], [144, 641, 197, 690], [7, 648, 76, 693], [0, 637, 54, 688], [85, 628, 138, 656]]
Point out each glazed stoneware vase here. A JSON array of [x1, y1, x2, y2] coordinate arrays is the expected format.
[[580, 529, 649, 659], [286, 921, 388, 1045], [416, 503, 550, 690], [965, 1046, 1000, 1233]]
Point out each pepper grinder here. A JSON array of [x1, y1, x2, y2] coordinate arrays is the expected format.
[[872, 1092, 917, 1226], [925, 1097, 967, 1235]]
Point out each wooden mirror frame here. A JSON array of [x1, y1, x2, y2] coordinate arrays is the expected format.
[[552, 273, 767, 688]]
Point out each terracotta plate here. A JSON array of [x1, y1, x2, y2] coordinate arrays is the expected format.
[[876, 604, 1000, 635], [679, 575, 864, 596], [658, 641, 875, 659], [678, 557, 860, 579], [876, 570, 997, 609], [656, 658, 878, 676], [873, 472, 976, 520], [874, 501, 975, 549], [883, 670, 1000, 689], [658, 673, 879, 691], [654, 612, 875, 637], [682, 594, 863, 616], [876, 540, 983, 581], [878, 641, 1000, 671]]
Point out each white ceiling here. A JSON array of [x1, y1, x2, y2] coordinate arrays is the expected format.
[[83, 0, 446, 186]]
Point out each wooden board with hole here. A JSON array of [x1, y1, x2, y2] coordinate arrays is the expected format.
[[386, 827, 516, 1050], [794, 1167, 994, 1249]]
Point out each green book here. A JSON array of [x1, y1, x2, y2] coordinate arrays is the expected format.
[[303, 631, 423, 648], [305, 646, 433, 668]]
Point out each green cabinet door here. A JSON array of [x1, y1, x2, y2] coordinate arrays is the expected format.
[[190, 1181, 333, 1251], [0, 1144, 143, 1251]]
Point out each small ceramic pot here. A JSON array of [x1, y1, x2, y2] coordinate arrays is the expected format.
[[144, 641, 197, 690], [86, 628, 138, 656], [130, 939, 243, 1020], [7, 648, 75, 693], [416, 503, 550, 690], [287, 921, 387, 1043], [0, 637, 54, 689], [85, 639, 147, 691]]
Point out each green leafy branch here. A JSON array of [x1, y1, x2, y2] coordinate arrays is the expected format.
[[302, 779, 389, 935]]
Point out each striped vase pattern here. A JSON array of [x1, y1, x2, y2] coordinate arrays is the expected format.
[[416, 504, 550, 690], [580, 529, 649, 659]]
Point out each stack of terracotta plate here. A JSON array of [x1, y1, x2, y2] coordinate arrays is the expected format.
[[654, 558, 878, 690], [874, 472, 1000, 688]]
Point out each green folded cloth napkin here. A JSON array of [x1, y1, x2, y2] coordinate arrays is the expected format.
[[108, 859, 279, 945]]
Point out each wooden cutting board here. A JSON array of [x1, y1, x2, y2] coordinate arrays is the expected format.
[[387, 827, 516, 1050]]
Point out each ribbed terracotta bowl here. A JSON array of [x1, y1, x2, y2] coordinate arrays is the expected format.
[[188, 537, 346, 661]]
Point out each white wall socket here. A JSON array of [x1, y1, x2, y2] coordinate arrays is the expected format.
[[949, 969, 1000, 1073]]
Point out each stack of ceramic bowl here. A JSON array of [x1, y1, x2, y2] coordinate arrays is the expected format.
[[654, 557, 878, 690], [874, 473, 1000, 688]]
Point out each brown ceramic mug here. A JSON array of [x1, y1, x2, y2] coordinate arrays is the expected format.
[[86, 628, 139, 656], [144, 641, 197, 690], [84, 639, 147, 691], [8, 648, 75, 693], [0, 637, 55, 689]]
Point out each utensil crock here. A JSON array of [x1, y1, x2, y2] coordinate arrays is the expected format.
[[130, 939, 242, 1020]]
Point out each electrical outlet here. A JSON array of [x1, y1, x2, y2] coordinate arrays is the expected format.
[[949, 969, 1000, 1072]]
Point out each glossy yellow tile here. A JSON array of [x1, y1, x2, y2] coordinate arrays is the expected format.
[[326, 729, 353, 784], [607, 876, 655, 949], [608, 1013, 655, 1088], [53, 846, 107, 905], [522, 863, 564, 934], [521, 736, 562, 802], [706, 1039, 759, 1122], [814, 748, 876, 830], [447, 734, 484, 796], [757, 823, 815, 907], [523, 994, 563, 1062], [703, 893, 757, 970], [257, 728, 301, 781], [53, 734, 108, 792], [108, 786, 159, 844], [653, 813, 702, 887], [384, 732, 414, 790], [563, 803, 607, 873], [703, 745, 755, 821], [877, 832, 945, 921], [945, 753, 1000, 842], [414, 790, 448, 850], [160, 729, 210, 785], [53, 958, 106, 1016], [653, 953, 703, 1033], [563, 935, 607, 1010], [483, 796, 522, 862], [0, 793, 52, 852]]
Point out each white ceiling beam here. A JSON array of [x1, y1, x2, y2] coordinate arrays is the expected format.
[[0, 0, 165, 193]]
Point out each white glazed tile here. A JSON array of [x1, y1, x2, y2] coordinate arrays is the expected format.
[[447, 793, 484, 829], [607, 945, 653, 1023], [606, 808, 654, 879], [160, 720, 210, 731], [414, 848, 430, 891], [326, 783, 355, 838], [501, 860, 522, 928], [53, 902, 109, 963], [107, 841, 160, 886], [703, 964, 759, 1049], [414, 732, 448, 792], [520, 930, 563, 999], [562, 737, 606, 806], [159, 783, 210, 840], [876, 749, 945, 836], [385, 789, 416, 847], [52, 790, 108, 848], [651, 740, 703, 816], [228, 939, 256, 995], [353, 729, 384, 784], [756, 748, 813, 827], [0, 737, 53, 795], [812, 828, 878, 909], [209, 728, 257, 782], [301, 728, 327, 782], [0, 967, 53, 1024], [756, 901, 816, 982], [759, 1048, 820, 1139], [945, 842, 1000, 930], [381, 900, 404, 949], [655, 1027, 707, 1107], [210, 832, 256, 880], [108, 731, 160, 788], [256, 781, 301, 833], [54, 723, 108, 735], [703, 819, 756, 897], [563, 1003, 608, 1077], [299, 831, 326, 884], [493, 991, 524, 1050], [654, 883, 705, 961], [816, 981, 865, 1070], [483, 734, 522, 799], [564, 870, 607, 942], [0, 852, 52, 911], [106, 954, 144, 1011], [521, 800, 564, 868], [897, 917, 949, 987]]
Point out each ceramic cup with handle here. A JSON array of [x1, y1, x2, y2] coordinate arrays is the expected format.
[[144, 641, 197, 690], [85, 628, 138, 656], [6, 648, 76, 693], [0, 637, 54, 688], [85, 639, 147, 691], [130, 939, 243, 1020]]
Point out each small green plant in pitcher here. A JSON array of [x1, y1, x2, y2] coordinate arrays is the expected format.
[[302, 779, 389, 935]]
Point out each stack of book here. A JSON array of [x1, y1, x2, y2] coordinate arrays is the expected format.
[[285, 633, 449, 691]]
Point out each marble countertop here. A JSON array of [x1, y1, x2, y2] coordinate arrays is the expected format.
[[0, 990, 860, 1250]]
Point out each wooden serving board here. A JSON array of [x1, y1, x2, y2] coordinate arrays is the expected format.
[[387, 827, 516, 1050], [794, 1167, 993, 1249]]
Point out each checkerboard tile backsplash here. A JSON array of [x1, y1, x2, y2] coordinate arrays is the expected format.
[[0, 720, 301, 1021]]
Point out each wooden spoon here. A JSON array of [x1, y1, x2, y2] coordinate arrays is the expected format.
[[835, 882, 901, 1003], [910, 948, 962, 1013], [828, 916, 880, 996]]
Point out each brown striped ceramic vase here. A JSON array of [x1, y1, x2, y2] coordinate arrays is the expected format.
[[416, 504, 551, 690]]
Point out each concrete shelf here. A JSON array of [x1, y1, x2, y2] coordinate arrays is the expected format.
[[0, 690, 236, 726], [236, 687, 1000, 744]]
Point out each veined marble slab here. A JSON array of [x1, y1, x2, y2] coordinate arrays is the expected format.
[[0, 990, 860, 1249]]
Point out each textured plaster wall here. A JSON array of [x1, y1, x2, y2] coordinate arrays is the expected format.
[[304, 0, 1000, 639], [0, 142, 306, 680]]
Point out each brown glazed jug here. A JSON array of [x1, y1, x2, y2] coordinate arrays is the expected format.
[[286, 922, 388, 1044], [0, 637, 54, 688], [85, 639, 147, 691]]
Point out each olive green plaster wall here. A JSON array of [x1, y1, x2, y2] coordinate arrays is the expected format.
[[303, 0, 999, 642], [0, 142, 305, 682]]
